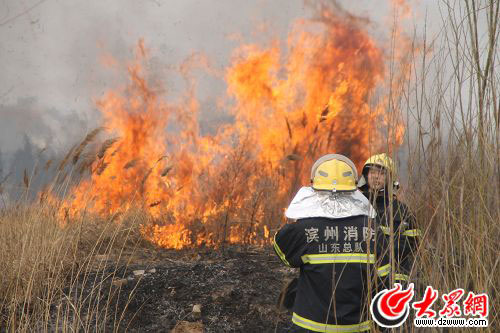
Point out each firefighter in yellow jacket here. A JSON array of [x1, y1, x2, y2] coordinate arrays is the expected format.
[[273, 154, 388, 332], [357, 153, 421, 285]]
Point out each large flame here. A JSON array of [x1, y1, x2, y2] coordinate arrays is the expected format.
[[58, 5, 406, 249]]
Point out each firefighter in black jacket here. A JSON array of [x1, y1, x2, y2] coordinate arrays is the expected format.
[[273, 154, 389, 332], [357, 153, 421, 284]]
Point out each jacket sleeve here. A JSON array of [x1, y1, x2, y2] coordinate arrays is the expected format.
[[273, 220, 307, 268], [375, 201, 421, 286], [393, 202, 420, 282], [375, 224, 392, 288]]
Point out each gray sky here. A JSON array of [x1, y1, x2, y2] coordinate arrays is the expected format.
[[0, 0, 440, 153]]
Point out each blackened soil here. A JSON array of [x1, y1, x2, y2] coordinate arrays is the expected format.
[[77, 246, 297, 332]]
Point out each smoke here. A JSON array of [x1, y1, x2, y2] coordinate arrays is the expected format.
[[0, 134, 50, 202], [0, 97, 89, 200], [0, 96, 89, 150]]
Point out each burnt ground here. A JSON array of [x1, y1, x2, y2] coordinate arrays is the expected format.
[[68, 245, 298, 332]]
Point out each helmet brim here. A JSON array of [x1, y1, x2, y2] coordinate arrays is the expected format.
[[312, 184, 357, 192]]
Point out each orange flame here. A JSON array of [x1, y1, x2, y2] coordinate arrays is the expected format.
[[58, 5, 406, 249]]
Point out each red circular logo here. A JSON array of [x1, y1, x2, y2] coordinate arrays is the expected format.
[[370, 283, 415, 328]]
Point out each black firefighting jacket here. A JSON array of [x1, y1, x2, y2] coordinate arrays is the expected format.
[[273, 215, 389, 332], [360, 186, 421, 284]]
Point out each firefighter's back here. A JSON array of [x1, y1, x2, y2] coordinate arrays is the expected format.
[[275, 215, 377, 332]]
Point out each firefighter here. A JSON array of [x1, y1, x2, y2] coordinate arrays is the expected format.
[[273, 154, 388, 332], [357, 153, 421, 285]]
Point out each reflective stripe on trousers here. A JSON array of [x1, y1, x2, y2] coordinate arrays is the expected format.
[[376, 264, 410, 281], [377, 264, 390, 277], [292, 313, 371, 332]]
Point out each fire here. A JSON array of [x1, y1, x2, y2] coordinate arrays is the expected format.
[[57, 5, 406, 249]]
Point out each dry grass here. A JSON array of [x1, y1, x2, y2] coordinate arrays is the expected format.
[[387, 0, 499, 331], [0, 0, 497, 331], [0, 201, 148, 332], [0, 206, 75, 330]]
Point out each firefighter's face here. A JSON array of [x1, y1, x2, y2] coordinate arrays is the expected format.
[[367, 166, 387, 190]]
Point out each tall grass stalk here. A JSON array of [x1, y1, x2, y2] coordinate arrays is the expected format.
[[394, 0, 499, 331]]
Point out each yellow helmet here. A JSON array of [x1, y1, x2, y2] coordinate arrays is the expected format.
[[311, 154, 358, 192], [362, 153, 395, 175]]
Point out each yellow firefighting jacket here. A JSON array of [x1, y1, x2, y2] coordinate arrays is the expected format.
[[273, 216, 389, 332]]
